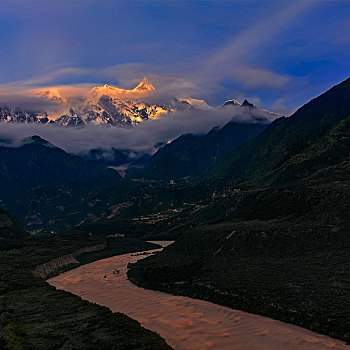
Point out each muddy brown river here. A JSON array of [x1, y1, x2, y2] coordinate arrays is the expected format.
[[48, 241, 346, 350]]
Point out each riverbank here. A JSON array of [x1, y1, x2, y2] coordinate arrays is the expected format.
[[129, 220, 350, 342], [0, 233, 171, 349]]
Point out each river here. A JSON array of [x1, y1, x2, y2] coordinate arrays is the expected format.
[[48, 241, 346, 350]]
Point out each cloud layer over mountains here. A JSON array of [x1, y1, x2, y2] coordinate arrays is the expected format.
[[0, 77, 279, 159], [0, 105, 275, 158]]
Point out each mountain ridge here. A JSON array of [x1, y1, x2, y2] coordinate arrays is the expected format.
[[0, 78, 281, 127]]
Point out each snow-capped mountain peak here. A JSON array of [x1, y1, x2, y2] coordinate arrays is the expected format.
[[90, 77, 155, 99], [178, 98, 213, 111], [133, 77, 155, 92], [223, 99, 241, 107]]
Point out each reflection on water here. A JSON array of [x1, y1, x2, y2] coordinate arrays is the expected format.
[[48, 242, 346, 350]]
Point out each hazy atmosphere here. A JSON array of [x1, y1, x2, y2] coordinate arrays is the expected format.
[[1, 1, 350, 350]]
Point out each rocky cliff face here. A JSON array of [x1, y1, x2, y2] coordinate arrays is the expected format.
[[32, 242, 107, 278]]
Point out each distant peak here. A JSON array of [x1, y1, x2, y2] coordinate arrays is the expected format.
[[134, 77, 155, 92], [25, 135, 45, 142], [242, 99, 255, 108], [91, 78, 155, 98], [179, 97, 213, 111], [223, 99, 241, 107], [97, 84, 112, 91], [22, 135, 56, 148]]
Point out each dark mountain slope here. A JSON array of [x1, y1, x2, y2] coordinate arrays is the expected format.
[[127, 134, 201, 178], [189, 114, 350, 226], [128, 121, 267, 180], [207, 77, 350, 187], [271, 115, 350, 186], [0, 136, 121, 204]]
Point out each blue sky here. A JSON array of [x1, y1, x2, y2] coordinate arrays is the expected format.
[[0, 0, 349, 114]]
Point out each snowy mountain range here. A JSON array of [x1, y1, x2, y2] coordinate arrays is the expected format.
[[0, 78, 214, 127], [0, 78, 280, 127]]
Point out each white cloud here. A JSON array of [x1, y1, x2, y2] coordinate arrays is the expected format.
[[0, 106, 274, 156]]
